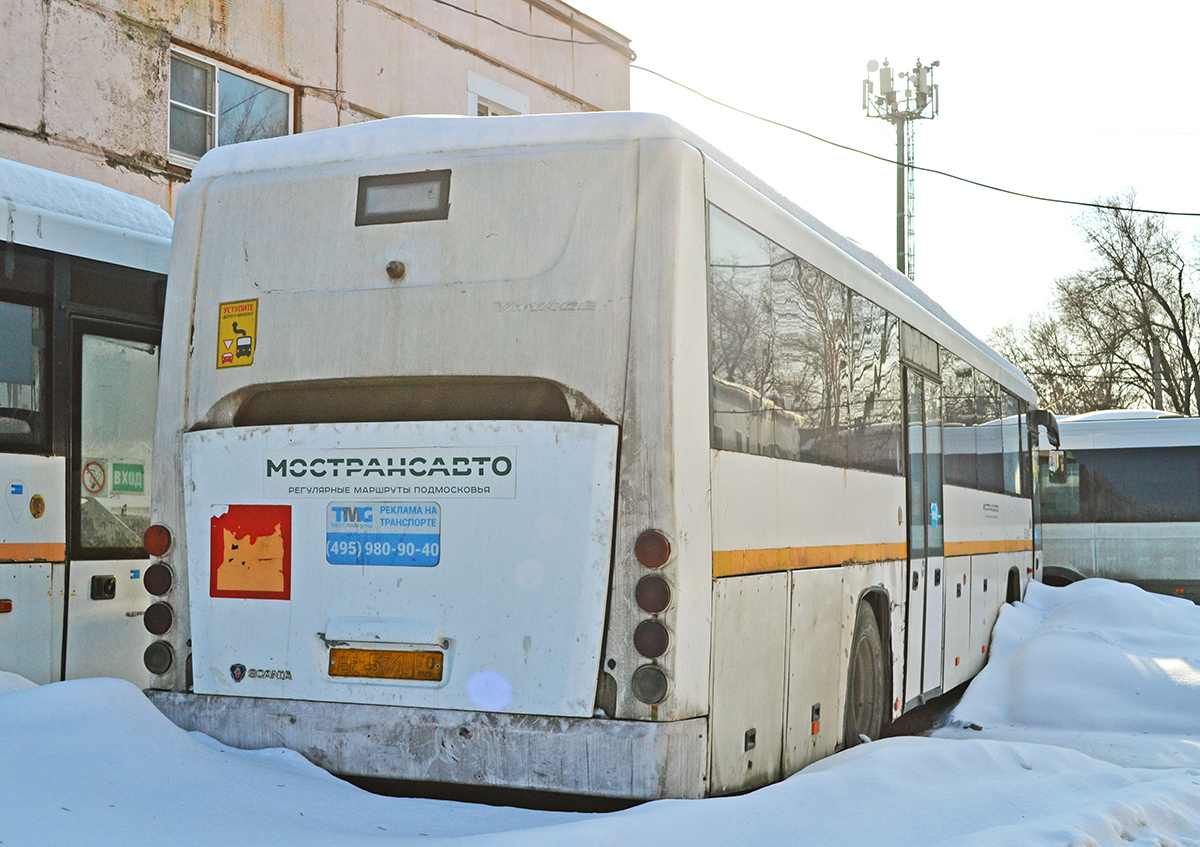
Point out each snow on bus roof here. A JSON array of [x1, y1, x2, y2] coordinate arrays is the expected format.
[[0, 157, 173, 272], [1049, 410, 1200, 451], [189, 112, 1030, 398], [1058, 409, 1186, 422], [0, 158, 173, 240]]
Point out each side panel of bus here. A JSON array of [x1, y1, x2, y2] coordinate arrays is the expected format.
[[607, 138, 713, 725], [0, 456, 65, 683], [943, 485, 1033, 685], [703, 162, 911, 792]]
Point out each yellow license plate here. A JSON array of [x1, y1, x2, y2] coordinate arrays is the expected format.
[[328, 648, 444, 681]]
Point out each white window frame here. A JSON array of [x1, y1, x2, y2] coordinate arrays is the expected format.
[[168, 46, 294, 168], [467, 71, 530, 117]]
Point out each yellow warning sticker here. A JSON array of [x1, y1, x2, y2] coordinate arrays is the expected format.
[[217, 299, 257, 368]]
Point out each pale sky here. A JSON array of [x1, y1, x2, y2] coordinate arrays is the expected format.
[[568, 1, 1200, 341]]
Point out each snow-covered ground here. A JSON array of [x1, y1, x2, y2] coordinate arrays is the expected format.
[[4, 579, 1200, 846]]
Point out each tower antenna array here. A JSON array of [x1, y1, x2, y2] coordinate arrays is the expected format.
[[863, 58, 939, 278]]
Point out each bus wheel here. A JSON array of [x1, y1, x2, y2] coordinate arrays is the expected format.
[[843, 602, 886, 747]]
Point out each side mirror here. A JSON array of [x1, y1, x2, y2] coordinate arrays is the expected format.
[[1029, 409, 1060, 448]]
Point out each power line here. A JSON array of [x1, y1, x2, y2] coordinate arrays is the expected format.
[[632, 65, 1200, 218]]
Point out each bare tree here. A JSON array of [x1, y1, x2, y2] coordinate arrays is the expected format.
[[990, 192, 1200, 415]]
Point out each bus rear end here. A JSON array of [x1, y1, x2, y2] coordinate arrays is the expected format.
[[145, 115, 711, 799]]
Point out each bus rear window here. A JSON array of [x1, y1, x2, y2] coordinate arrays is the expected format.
[[226, 376, 586, 428]]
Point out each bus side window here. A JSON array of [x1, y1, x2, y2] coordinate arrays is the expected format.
[[1040, 451, 1081, 522], [0, 300, 46, 447]]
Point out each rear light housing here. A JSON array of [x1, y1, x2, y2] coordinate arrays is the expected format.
[[634, 530, 671, 568], [143, 524, 172, 557]]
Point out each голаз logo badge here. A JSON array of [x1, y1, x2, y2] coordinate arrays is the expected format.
[[230, 663, 247, 683]]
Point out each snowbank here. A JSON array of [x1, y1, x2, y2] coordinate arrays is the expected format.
[[940, 579, 1200, 768], [0, 670, 36, 694], [5, 579, 1200, 846], [0, 678, 581, 845]]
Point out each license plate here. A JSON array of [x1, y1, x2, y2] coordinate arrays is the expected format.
[[328, 648, 444, 681]]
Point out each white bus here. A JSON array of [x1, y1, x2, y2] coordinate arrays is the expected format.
[[1040, 410, 1200, 602], [143, 113, 1051, 800], [0, 157, 171, 686]]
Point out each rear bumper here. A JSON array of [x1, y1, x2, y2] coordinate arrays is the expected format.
[[147, 691, 708, 799]]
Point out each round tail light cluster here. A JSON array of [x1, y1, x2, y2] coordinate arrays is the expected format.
[[142, 525, 175, 675], [630, 530, 673, 704]]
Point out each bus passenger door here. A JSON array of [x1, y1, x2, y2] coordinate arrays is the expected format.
[[904, 369, 945, 708], [64, 329, 158, 685]]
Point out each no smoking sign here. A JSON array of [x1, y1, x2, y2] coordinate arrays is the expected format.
[[82, 460, 106, 496]]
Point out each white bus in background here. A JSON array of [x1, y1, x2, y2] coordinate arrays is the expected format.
[[1040, 409, 1200, 602], [142, 113, 1054, 800], [0, 158, 171, 685]]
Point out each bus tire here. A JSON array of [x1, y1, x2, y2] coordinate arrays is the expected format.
[[844, 602, 887, 748]]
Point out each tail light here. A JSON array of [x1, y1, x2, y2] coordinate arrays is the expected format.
[[143, 563, 173, 596], [635, 575, 671, 613], [633, 620, 670, 658], [631, 665, 668, 704], [144, 602, 173, 636], [143, 524, 172, 557], [634, 530, 670, 568], [144, 641, 174, 675]]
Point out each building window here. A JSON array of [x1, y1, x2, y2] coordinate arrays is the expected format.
[[169, 49, 292, 165], [467, 71, 529, 117]]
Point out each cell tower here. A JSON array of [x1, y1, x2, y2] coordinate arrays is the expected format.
[[862, 59, 939, 279]]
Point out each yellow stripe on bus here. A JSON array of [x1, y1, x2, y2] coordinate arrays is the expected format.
[[713, 538, 1033, 577], [943, 539, 1033, 557], [712, 543, 908, 577], [0, 542, 66, 563]]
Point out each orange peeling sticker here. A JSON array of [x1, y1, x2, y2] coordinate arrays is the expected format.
[[210, 504, 291, 600]]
